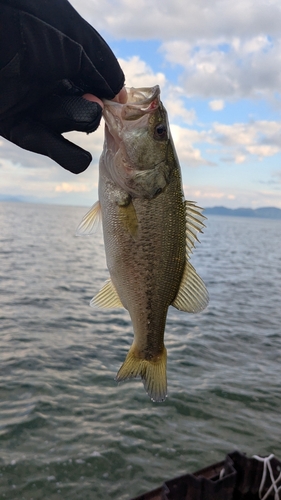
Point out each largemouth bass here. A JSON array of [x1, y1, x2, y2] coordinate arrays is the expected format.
[[77, 86, 209, 402]]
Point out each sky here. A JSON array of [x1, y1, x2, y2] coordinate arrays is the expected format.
[[1, 0, 281, 208]]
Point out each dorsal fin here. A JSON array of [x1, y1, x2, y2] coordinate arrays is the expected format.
[[90, 279, 124, 309], [76, 201, 101, 236], [172, 201, 208, 313], [185, 201, 206, 259], [172, 261, 209, 313]]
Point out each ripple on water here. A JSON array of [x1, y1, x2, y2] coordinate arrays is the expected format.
[[0, 204, 281, 499]]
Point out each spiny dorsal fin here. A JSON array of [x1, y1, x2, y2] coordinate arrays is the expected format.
[[172, 261, 209, 313], [76, 201, 101, 236], [185, 201, 206, 259], [90, 279, 124, 309]]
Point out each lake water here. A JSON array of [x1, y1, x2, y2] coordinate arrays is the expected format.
[[0, 201, 280, 499]]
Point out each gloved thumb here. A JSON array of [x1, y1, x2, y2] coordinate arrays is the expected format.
[[10, 118, 93, 174], [35, 94, 104, 134]]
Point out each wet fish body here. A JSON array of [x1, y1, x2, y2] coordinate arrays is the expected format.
[[77, 86, 208, 402]]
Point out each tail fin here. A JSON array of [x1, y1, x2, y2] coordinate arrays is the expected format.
[[116, 344, 167, 402]]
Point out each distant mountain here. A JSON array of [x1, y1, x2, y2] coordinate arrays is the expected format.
[[1, 195, 280, 220], [0, 194, 25, 202], [0, 194, 41, 203], [204, 206, 281, 220]]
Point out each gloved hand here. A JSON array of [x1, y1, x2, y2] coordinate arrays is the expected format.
[[0, 0, 125, 173]]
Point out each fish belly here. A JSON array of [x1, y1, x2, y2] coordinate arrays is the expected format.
[[99, 169, 185, 401]]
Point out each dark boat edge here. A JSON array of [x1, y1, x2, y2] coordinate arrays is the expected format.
[[130, 450, 281, 500]]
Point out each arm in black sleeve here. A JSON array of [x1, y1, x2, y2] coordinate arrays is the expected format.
[[0, 0, 125, 173]]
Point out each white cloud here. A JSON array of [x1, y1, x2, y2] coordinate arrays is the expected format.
[[168, 118, 281, 169], [182, 185, 239, 208], [272, 170, 281, 183], [162, 36, 281, 100], [55, 182, 93, 193], [213, 120, 281, 162], [0, 123, 104, 202], [234, 154, 246, 164], [170, 125, 213, 167], [63, 124, 104, 160], [67, 1, 281, 103], [0, 126, 104, 172], [71, 0, 281, 41], [1, 0, 281, 212], [0, 138, 100, 203], [164, 97, 196, 125], [246, 145, 280, 158], [188, 188, 234, 200], [117, 57, 195, 124], [118, 56, 166, 88], [183, 184, 281, 209], [241, 35, 271, 54], [209, 100, 225, 111], [0, 137, 54, 171], [248, 189, 281, 208]]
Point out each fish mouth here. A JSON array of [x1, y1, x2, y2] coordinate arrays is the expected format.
[[102, 85, 162, 156], [101, 85, 170, 200], [103, 85, 161, 122], [123, 85, 160, 107], [104, 85, 160, 106]]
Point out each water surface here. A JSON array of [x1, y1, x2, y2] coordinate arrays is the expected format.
[[0, 202, 280, 499]]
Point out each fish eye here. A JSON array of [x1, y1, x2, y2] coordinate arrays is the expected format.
[[154, 187, 162, 197], [154, 123, 167, 140]]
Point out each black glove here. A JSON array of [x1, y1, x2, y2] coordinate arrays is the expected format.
[[0, 0, 125, 173]]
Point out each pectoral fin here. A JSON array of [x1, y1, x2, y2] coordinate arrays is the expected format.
[[118, 202, 138, 239], [76, 201, 101, 236], [90, 279, 124, 309], [172, 261, 209, 313]]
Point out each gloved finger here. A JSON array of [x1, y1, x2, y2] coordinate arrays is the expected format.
[[4, 0, 125, 98], [33, 94, 103, 134], [9, 118, 92, 174]]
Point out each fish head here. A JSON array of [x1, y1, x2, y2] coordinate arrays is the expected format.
[[102, 86, 174, 199]]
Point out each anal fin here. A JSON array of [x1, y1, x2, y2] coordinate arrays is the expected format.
[[90, 279, 124, 309], [172, 261, 209, 313]]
